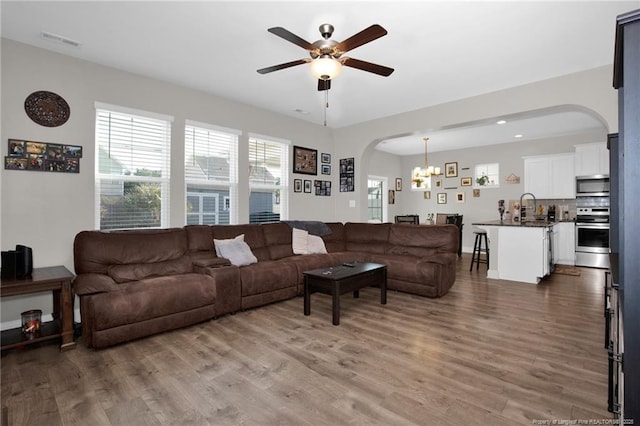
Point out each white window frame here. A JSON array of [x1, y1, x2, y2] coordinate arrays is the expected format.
[[474, 162, 500, 188], [248, 133, 290, 223], [184, 120, 240, 225], [94, 102, 173, 230]]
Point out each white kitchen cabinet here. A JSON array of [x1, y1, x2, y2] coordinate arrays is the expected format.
[[493, 226, 550, 284], [553, 222, 575, 266], [574, 142, 609, 176], [523, 153, 575, 199]]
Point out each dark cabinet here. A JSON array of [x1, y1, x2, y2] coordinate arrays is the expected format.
[[612, 8, 640, 423]]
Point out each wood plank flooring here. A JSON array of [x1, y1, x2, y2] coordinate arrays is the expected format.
[[1, 255, 612, 425]]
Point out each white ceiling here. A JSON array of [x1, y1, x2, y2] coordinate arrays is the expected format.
[[2, 1, 637, 155]]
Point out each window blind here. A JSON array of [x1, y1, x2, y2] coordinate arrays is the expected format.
[[185, 121, 239, 225], [95, 104, 172, 230], [248, 135, 289, 224]]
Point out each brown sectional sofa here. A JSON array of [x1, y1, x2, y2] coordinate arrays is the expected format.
[[73, 222, 458, 348]]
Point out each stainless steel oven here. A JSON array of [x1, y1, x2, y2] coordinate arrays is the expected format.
[[575, 206, 610, 268]]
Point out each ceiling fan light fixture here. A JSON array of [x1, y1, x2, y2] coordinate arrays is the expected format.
[[310, 56, 342, 80]]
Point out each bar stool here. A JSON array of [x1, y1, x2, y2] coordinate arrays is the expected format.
[[470, 230, 489, 271]]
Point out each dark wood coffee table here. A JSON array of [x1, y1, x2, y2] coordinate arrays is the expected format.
[[303, 262, 387, 325]]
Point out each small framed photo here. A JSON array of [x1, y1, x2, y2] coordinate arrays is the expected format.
[[293, 145, 318, 175], [304, 180, 312, 193], [294, 179, 302, 193], [461, 177, 472, 186], [435, 179, 442, 188], [4, 157, 27, 170], [321, 153, 331, 164], [445, 162, 458, 178], [388, 189, 395, 204], [473, 189, 480, 198], [423, 191, 431, 200], [8, 140, 25, 156], [437, 193, 447, 204], [395, 178, 402, 191], [321, 164, 331, 175], [456, 192, 465, 203]]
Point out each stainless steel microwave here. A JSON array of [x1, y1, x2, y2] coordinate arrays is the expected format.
[[576, 175, 610, 197]]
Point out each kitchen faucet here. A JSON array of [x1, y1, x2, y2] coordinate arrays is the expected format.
[[519, 192, 537, 221]]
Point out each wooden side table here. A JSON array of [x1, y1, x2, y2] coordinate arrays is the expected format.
[[1, 266, 76, 352]]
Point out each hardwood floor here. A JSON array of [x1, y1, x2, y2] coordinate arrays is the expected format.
[[1, 255, 611, 425]]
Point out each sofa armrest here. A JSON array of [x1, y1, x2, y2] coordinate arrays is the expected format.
[[74, 273, 119, 296], [195, 265, 241, 316]]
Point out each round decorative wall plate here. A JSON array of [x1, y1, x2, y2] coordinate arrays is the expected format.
[[24, 90, 70, 127]]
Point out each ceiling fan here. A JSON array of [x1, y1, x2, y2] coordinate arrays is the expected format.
[[257, 23, 394, 91]]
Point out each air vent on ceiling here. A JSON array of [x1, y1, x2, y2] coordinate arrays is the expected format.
[[40, 31, 81, 48]]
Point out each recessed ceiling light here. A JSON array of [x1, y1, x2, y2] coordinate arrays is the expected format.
[[514, 134, 524, 138], [294, 109, 309, 115], [496, 120, 507, 125]]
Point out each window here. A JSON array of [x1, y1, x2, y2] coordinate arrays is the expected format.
[[474, 162, 500, 188], [367, 177, 386, 223], [248, 134, 289, 224], [95, 103, 172, 230], [185, 121, 239, 225]]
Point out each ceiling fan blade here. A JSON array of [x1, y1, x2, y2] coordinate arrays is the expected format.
[[342, 58, 394, 77], [317, 79, 331, 91], [257, 59, 308, 74], [335, 24, 387, 53], [268, 27, 316, 51]]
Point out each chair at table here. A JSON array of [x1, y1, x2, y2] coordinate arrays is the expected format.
[[445, 214, 464, 257], [394, 214, 420, 225]]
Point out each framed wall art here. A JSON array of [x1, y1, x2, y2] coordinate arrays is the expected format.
[[314, 180, 331, 196], [294, 179, 302, 192], [445, 162, 458, 178], [5, 138, 82, 173], [339, 157, 355, 192], [321, 164, 331, 175], [461, 177, 472, 186], [304, 180, 312, 193], [321, 153, 331, 164], [395, 178, 402, 191], [293, 145, 317, 175], [456, 192, 465, 203], [437, 193, 447, 204]]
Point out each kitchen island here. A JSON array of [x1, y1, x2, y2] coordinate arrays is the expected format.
[[472, 219, 554, 284]]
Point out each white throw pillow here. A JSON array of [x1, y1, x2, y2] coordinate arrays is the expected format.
[[292, 228, 309, 254], [213, 234, 258, 266], [307, 234, 328, 254]]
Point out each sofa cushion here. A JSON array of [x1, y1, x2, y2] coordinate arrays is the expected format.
[[107, 256, 193, 284], [388, 223, 458, 254], [322, 222, 346, 252], [262, 222, 294, 260], [184, 225, 214, 251], [292, 228, 309, 254], [214, 235, 258, 266], [307, 235, 327, 254], [211, 225, 270, 261], [239, 261, 298, 297], [344, 222, 391, 254], [74, 228, 188, 275], [90, 273, 216, 331]]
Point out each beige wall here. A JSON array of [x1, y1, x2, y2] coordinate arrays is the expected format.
[[0, 38, 618, 327]]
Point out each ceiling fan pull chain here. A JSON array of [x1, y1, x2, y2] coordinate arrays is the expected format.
[[324, 90, 328, 126]]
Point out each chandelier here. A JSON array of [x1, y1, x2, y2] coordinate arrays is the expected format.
[[411, 137, 441, 191]]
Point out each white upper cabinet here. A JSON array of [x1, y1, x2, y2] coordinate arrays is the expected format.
[[574, 142, 609, 176], [524, 153, 575, 199]]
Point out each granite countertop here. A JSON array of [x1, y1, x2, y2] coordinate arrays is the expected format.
[[471, 219, 571, 228]]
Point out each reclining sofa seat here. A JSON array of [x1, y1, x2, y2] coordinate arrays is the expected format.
[[73, 228, 216, 348]]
